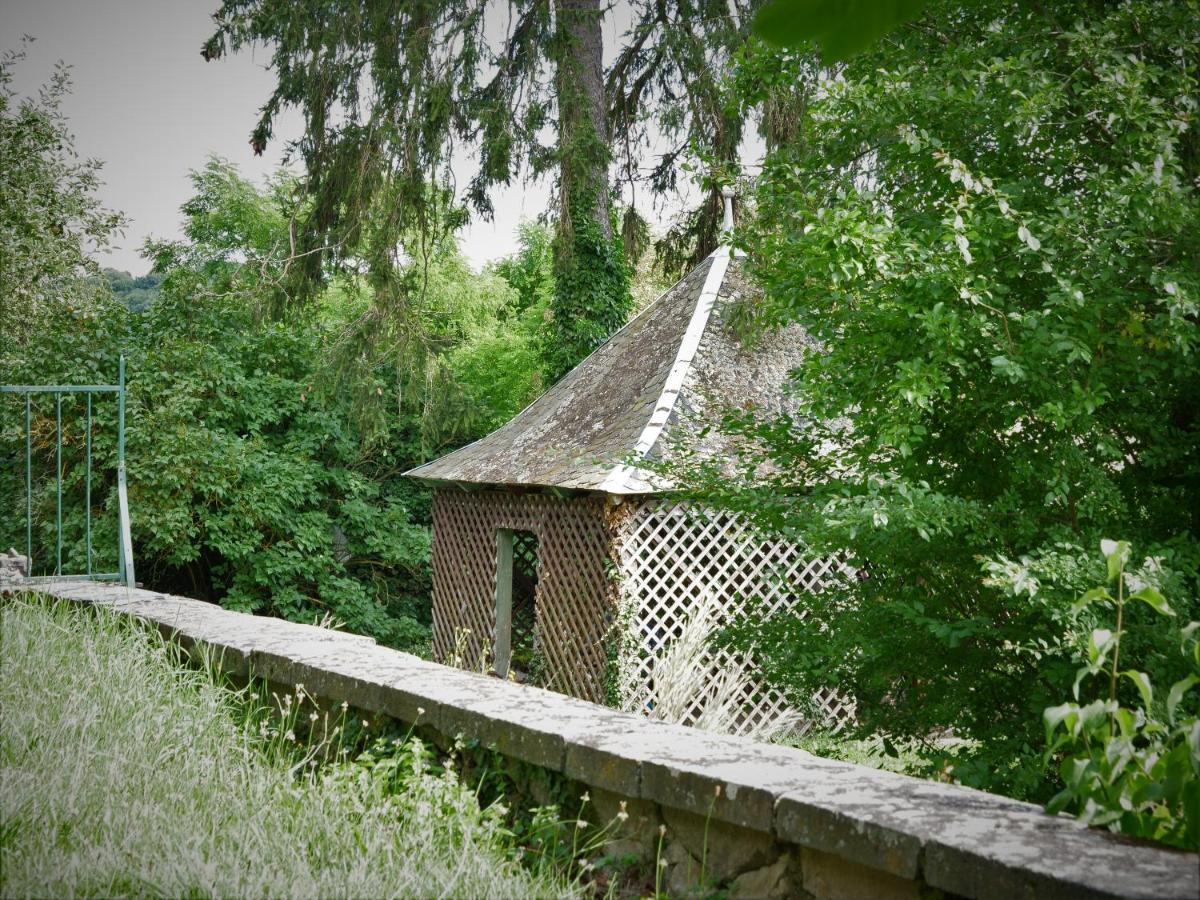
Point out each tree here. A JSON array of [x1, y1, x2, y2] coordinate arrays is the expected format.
[[0, 44, 124, 358], [541, 0, 632, 380], [201, 0, 631, 381], [5, 154, 545, 651], [100, 269, 165, 312], [607, 0, 764, 274], [200, 1, 791, 380], [685, 0, 1200, 799]]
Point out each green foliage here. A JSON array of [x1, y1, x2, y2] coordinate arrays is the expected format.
[[493, 221, 556, 317], [202, 0, 483, 308], [204, 0, 636, 385], [4, 152, 548, 653], [459, 740, 585, 868], [0, 44, 124, 360], [129, 274, 432, 647], [100, 269, 165, 313], [546, 198, 634, 382], [203, 2, 797, 387], [607, 2, 760, 271], [687, 0, 1200, 801], [1043, 541, 1200, 850], [754, 0, 930, 61]]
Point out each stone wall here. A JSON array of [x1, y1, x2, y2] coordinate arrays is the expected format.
[[0, 548, 29, 584], [9, 581, 1196, 900]]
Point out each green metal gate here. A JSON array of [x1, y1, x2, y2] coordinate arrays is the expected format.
[[2, 356, 135, 586]]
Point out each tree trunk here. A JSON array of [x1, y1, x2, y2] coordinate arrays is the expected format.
[[556, 0, 612, 242], [545, 0, 632, 383]]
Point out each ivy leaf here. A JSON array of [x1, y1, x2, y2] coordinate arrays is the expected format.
[[1061, 755, 1092, 789], [1182, 622, 1200, 664], [1045, 787, 1074, 816], [1167, 676, 1198, 725], [1072, 587, 1112, 613], [1100, 539, 1130, 582], [1017, 224, 1041, 251], [1072, 665, 1091, 701], [955, 233, 972, 264], [1088, 628, 1114, 665], [1044, 702, 1076, 739], [1112, 707, 1136, 739]]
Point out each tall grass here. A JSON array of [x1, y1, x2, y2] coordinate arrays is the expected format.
[[0, 596, 570, 898], [624, 591, 801, 742]]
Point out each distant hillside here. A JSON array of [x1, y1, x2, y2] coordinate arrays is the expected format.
[[102, 268, 164, 312]]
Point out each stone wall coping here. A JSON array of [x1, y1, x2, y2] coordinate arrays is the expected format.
[[12, 581, 1196, 900]]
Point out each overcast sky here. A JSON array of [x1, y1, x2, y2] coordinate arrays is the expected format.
[[3, 0, 708, 275]]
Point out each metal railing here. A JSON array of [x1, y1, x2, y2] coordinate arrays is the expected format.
[[2, 356, 135, 586]]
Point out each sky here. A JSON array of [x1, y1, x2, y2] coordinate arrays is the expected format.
[[1, 0, 707, 276]]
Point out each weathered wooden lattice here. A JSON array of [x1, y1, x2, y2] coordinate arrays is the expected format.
[[430, 489, 617, 702], [613, 500, 856, 735], [432, 487, 854, 733]]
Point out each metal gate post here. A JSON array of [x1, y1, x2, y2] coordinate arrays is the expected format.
[[117, 356, 135, 588]]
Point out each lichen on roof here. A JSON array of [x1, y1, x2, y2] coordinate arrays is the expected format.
[[406, 249, 810, 494]]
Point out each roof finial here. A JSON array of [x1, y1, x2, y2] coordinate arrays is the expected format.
[[721, 185, 735, 235]]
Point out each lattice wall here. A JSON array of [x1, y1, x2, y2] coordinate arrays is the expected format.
[[431, 489, 853, 732], [430, 489, 616, 702], [613, 500, 855, 735]]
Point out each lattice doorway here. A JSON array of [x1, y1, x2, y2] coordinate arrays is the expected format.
[[510, 530, 541, 683], [492, 528, 544, 685]]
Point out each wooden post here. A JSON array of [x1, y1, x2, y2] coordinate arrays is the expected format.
[[493, 529, 514, 677]]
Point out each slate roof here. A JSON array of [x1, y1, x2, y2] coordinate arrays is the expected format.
[[405, 246, 814, 494]]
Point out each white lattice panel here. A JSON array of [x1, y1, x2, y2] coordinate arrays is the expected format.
[[614, 500, 855, 736]]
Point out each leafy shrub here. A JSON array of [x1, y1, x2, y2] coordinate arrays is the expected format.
[[680, 0, 1200, 801], [0, 44, 124, 350], [2, 151, 547, 652], [1044, 541, 1200, 850]]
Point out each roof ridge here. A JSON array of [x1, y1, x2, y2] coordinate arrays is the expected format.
[[598, 245, 732, 494]]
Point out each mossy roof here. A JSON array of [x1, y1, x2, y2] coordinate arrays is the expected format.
[[405, 247, 813, 494]]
